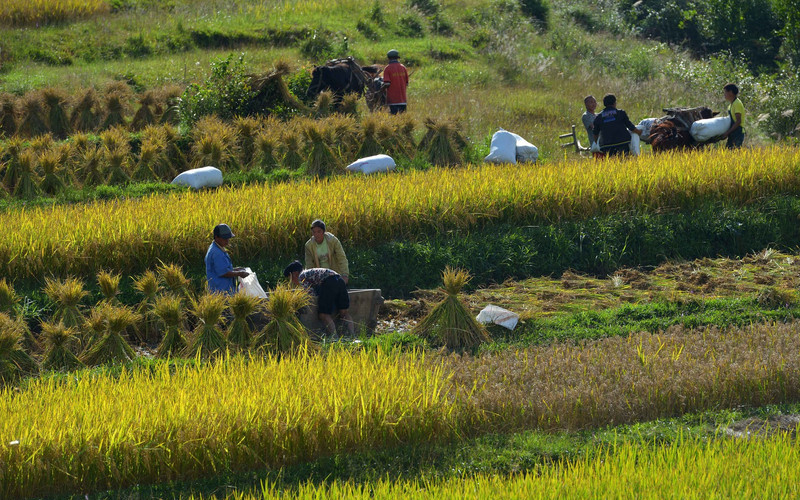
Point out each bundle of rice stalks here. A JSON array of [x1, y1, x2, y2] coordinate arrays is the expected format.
[[314, 91, 334, 118], [44, 277, 88, 329], [99, 126, 128, 151], [17, 93, 48, 138], [139, 126, 172, 181], [357, 114, 384, 158], [254, 284, 316, 354], [101, 88, 130, 130], [132, 270, 160, 343], [183, 293, 229, 358], [40, 321, 84, 372], [130, 91, 156, 131], [70, 89, 100, 132], [131, 142, 159, 182], [234, 116, 260, 170], [42, 88, 71, 139], [78, 147, 104, 187], [0, 94, 17, 137], [191, 116, 238, 170], [0, 313, 38, 384], [227, 290, 261, 351], [153, 85, 184, 118], [326, 114, 358, 158], [339, 93, 360, 117], [411, 267, 489, 352], [70, 132, 92, 153], [159, 96, 182, 125], [81, 304, 140, 366], [158, 262, 193, 299], [154, 294, 186, 358], [97, 270, 121, 304], [38, 149, 66, 195], [104, 146, 131, 185], [255, 131, 279, 172], [2, 137, 23, 189], [0, 278, 20, 315], [419, 118, 465, 167], [29, 134, 55, 154], [303, 121, 340, 177], [82, 305, 107, 350], [280, 131, 305, 170], [13, 150, 40, 199], [162, 124, 187, 173]]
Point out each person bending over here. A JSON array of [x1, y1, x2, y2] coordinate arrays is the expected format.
[[284, 261, 355, 338]]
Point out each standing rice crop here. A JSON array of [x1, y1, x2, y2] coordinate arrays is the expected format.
[[227, 291, 262, 351], [43, 277, 88, 329], [0, 312, 37, 384], [42, 88, 71, 139], [132, 271, 161, 343], [0, 0, 109, 26], [0, 94, 17, 137], [17, 93, 48, 138], [254, 284, 315, 354], [184, 293, 229, 358], [70, 89, 100, 132], [40, 321, 83, 372], [411, 267, 489, 351], [81, 304, 140, 366], [154, 294, 186, 358]]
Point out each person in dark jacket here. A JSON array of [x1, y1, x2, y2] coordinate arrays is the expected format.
[[593, 94, 642, 157]]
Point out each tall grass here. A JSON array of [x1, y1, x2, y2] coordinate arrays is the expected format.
[[0, 147, 797, 279], [0, 0, 109, 26]]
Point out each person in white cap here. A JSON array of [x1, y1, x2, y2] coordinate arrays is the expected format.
[[205, 223, 249, 295]]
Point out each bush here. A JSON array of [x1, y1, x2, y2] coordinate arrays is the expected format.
[[396, 13, 426, 38], [356, 19, 381, 40], [519, 0, 549, 28], [179, 54, 255, 126], [408, 0, 440, 15], [300, 31, 335, 61]]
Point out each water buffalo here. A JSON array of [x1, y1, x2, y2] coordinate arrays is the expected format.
[[306, 57, 369, 101]]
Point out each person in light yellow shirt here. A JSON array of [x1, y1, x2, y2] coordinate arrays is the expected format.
[[304, 219, 350, 284], [722, 83, 745, 149]]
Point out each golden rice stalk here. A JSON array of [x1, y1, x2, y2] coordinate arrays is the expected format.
[[339, 93, 360, 117], [82, 305, 108, 351], [97, 270, 121, 304], [357, 114, 384, 158], [17, 92, 48, 138], [70, 132, 91, 153], [130, 92, 157, 131], [29, 133, 54, 154], [183, 293, 229, 358], [162, 124, 187, 173], [70, 89, 100, 132], [0, 312, 37, 384], [0, 0, 109, 26], [2, 137, 23, 189], [37, 149, 65, 195], [0, 278, 20, 315], [131, 142, 159, 182], [81, 304, 140, 366], [13, 150, 39, 198], [314, 91, 334, 118], [99, 126, 129, 152], [43, 277, 88, 329], [104, 146, 131, 185], [0, 93, 17, 137], [303, 121, 340, 177], [255, 131, 279, 172], [78, 147, 104, 187], [280, 131, 304, 170], [154, 294, 186, 358], [254, 284, 316, 354], [420, 118, 463, 166], [40, 321, 83, 372], [226, 290, 262, 350], [234, 116, 260, 170], [132, 271, 161, 343], [42, 88, 71, 139], [411, 267, 489, 352], [158, 262, 192, 299], [191, 116, 238, 170]]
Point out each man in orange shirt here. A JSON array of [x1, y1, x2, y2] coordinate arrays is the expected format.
[[382, 49, 409, 115]]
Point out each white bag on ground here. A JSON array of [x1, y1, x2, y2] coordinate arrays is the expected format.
[[171, 166, 223, 189], [637, 118, 659, 142], [509, 132, 539, 163], [238, 267, 267, 299], [476, 304, 519, 331], [690, 116, 732, 142], [629, 132, 641, 156], [484, 130, 517, 164], [345, 154, 396, 174]]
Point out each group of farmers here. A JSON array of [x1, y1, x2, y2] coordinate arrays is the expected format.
[[581, 84, 746, 156], [204, 220, 354, 338]]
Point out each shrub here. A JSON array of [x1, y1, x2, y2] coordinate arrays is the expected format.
[[408, 0, 440, 15], [519, 0, 549, 28], [179, 54, 255, 126], [396, 13, 426, 38], [300, 32, 334, 61], [356, 19, 381, 41]]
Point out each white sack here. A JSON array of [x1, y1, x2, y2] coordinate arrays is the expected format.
[[171, 166, 223, 190], [484, 130, 517, 164], [629, 132, 641, 156], [345, 154, 396, 174], [690, 116, 732, 143], [238, 267, 268, 299], [637, 118, 659, 141], [509, 132, 539, 163], [476, 304, 519, 331]]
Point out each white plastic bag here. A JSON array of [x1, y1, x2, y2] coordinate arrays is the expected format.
[[238, 267, 267, 299], [637, 118, 659, 141], [345, 154, 396, 174], [484, 130, 517, 164], [509, 132, 539, 163], [590, 141, 601, 153], [171, 166, 223, 190], [629, 132, 641, 156], [476, 304, 519, 331], [690, 116, 732, 142]]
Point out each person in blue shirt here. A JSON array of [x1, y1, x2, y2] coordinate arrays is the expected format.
[[205, 224, 249, 295], [592, 94, 642, 157]]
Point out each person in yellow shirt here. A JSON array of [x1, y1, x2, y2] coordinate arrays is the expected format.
[[722, 83, 745, 149], [304, 219, 350, 284]]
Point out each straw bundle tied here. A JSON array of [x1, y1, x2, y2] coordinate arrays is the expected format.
[[81, 304, 140, 366], [0, 312, 37, 384], [43, 277, 87, 329], [227, 291, 261, 351], [184, 293, 228, 358], [40, 321, 83, 372], [154, 294, 186, 358], [254, 284, 316, 354]]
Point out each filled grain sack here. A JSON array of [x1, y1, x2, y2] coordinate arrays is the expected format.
[[476, 304, 519, 331], [509, 132, 539, 163], [171, 166, 223, 190], [629, 132, 641, 155], [690, 116, 732, 142], [484, 130, 517, 164], [637, 118, 659, 142], [345, 154, 396, 174]]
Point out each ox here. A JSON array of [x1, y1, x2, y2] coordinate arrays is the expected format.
[[306, 57, 369, 102]]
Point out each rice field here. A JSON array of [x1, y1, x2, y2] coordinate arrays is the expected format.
[[0, 146, 798, 279], [3, 322, 800, 498], [0, 0, 108, 26]]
